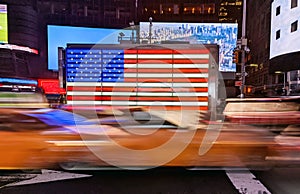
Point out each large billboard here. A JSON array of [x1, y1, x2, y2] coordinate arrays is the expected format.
[[269, 0, 300, 73], [0, 4, 8, 44], [139, 22, 238, 72], [47, 25, 132, 70], [270, 0, 300, 59], [65, 44, 217, 111]]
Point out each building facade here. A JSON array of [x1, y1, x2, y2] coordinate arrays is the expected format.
[[247, 0, 300, 96], [0, 0, 242, 86]]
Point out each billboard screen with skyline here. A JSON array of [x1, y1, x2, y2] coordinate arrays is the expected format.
[[47, 25, 132, 70], [0, 4, 8, 44], [139, 22, 238, 72]]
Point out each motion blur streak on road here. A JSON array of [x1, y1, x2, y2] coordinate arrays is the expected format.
[[0, 104, 300, 170]]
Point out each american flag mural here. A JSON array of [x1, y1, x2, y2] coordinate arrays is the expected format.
[[65, 44, 214, 111]]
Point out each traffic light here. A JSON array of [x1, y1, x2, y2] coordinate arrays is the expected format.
[[232, 49, 242, 64], [245, 52, 251, 64]]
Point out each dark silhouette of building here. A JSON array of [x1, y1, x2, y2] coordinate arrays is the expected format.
[[0, 0, 242, 80], [246, 0, 300, 96]]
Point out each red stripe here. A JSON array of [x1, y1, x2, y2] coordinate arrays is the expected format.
[[138, 59, 173, 63], [173, 49, 209, 54], [137, 49, 173, 54], [67, 86, 101, 91], [130, 78, 173, 82], [67, 96, 208, 102], [173, 59, 209, 64], [102, 87, 136, 92], [142, 106, 208, 111], [175, 68, 209, 73], [67, 96, 102, 101], [137, 69, 172, 73], [124, 50, 138, 54], [126, 68, 209, 73], [134, 97, 208, 101], [130, 78, 207, 83], [194, 88, 209, 92], [124, 59, 138, 64], [136, 59, 209, 64], [125, 49, 209, 54], [103, 96, 135, 101], [68, 86, 209, 92]]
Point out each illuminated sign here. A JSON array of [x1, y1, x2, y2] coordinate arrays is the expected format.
[[0, 77, 37, 85], [65, 44, 212, 111], [47, 25, 131, 70], [0, 4, 8, 43], [140, 22, 238, 72], [270, 0, 300, 59], [38, 79, 66, 94], [0, 44, 39, 54]]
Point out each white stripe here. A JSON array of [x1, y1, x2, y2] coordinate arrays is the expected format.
[[173, 54, 209, 59], [66, 101, 93, 105], [136, 80, 208, 88], [102, 101, 137, 105], [67, 91, 208, 97], [124, 64, 209, 69], [173, 73, 209, 78], [136, 54, 173, 59], [226, 170, 271, 194], [124, 73, 208, 78], [129, 54, 209, 59], [102, 82, 137, 87], [124, 54, 209, 59], [124, 64, 173, 68], [124, 73, 171, 78], [67, 85, 207, 93], [124, 64, 139, 68], [102, 92, 172, 96], [138, 82, 172, 87], [67, 92, 136, 96], [68, 88, 207, 96], [102, 92, 137, 96], [173, 83, 208, 87], [68, 92, 102, 95], [174, 64, 209, 68], [68, 101, 207, 106], [174, 92, 209, 97], [67, 82, 101, 86], [136, 101, 208, 106], [100, 92, 208, 97], [124, 54, 137, 59]]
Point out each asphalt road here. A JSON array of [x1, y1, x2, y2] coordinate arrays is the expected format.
[[0, 168, 240, 194], [1, 167, 300, 194]]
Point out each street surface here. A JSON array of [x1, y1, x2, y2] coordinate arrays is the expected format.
[[0, 106, 299, 193], [0, 167, 300, 194]]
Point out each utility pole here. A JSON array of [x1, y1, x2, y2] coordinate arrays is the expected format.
[[240, 0, 247, 98], [149, 17, 153, 44]]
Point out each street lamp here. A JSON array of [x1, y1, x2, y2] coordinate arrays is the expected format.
[[149, 17, 153, 44], [275, 71, 286, 90], [239, 0, 247, 98], [129, 21, 135, 43]]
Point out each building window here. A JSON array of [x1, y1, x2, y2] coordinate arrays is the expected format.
[[183, 3, 215, 15], [291, 0, 298, 8], [291, 20, 298, 32], [276, 6, 280, 16], [276, 30, 280, 39]]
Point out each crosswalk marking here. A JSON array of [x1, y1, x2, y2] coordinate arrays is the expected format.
[[226, 169, 272, 194], [3, 169, 92, 187]]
